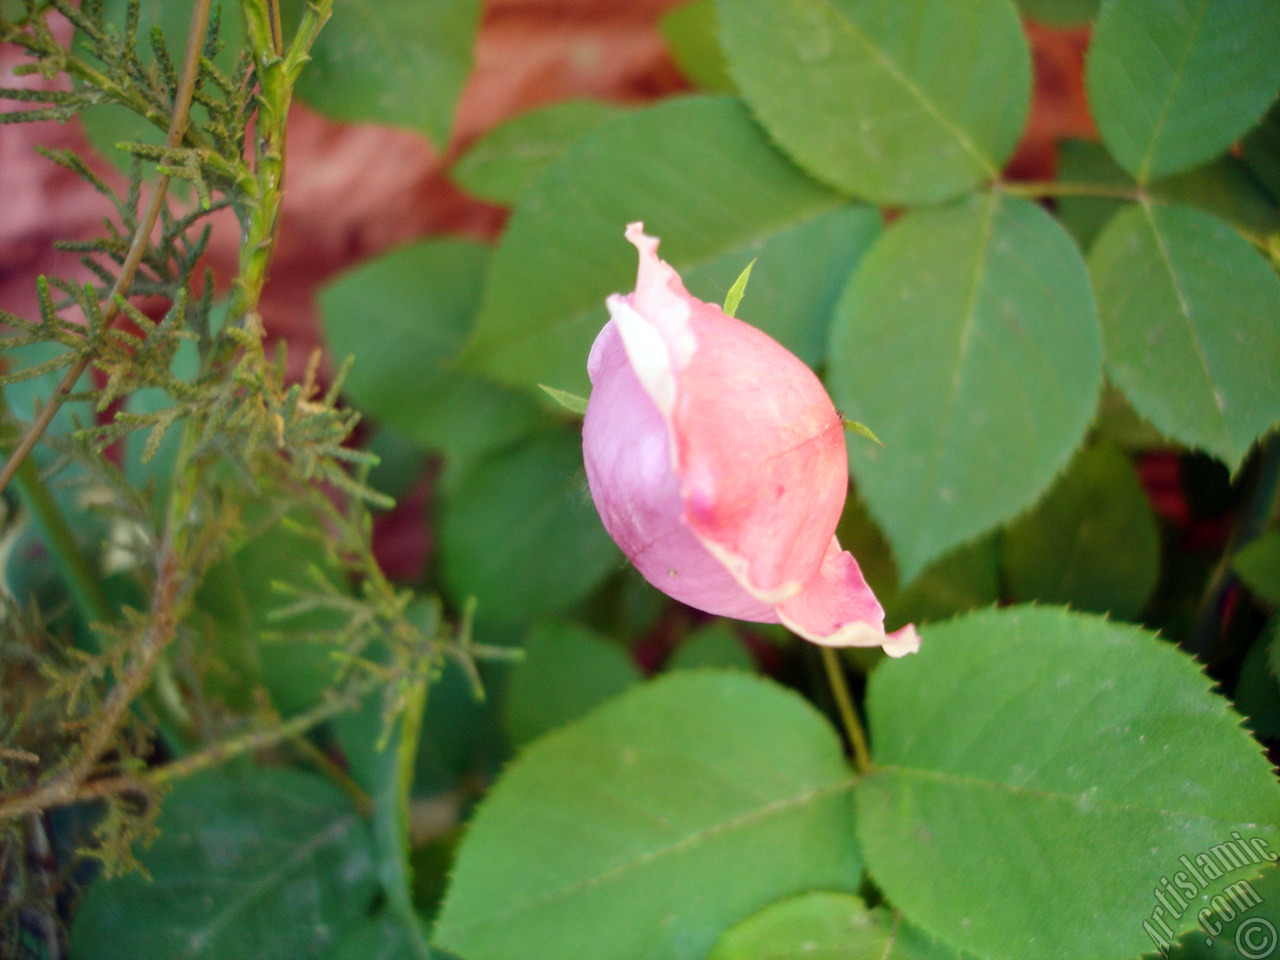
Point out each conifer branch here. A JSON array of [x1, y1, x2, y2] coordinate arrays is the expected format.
[[0, 0, 214, 496]]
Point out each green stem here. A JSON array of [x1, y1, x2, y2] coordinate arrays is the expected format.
[[375, 671, 434, 958], [9, 455, 112, 631], [999, 180, 1278, 258], [820, 647, 872, 773], [997, 179, 1141, 200], [229, 0, 333, 333], [149, 681, 373, 787]]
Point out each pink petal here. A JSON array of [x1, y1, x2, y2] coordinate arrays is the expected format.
[[612, 223, 847, 603], [776, 537, 922, 655], [674, 308, 847, 603], [583, 319, 776, 620]]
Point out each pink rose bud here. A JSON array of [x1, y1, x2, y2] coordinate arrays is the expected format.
[[582, 223, 920, 656]]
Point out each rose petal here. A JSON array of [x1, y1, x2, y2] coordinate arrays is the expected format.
[[584, 319, 776, 620], [776, 537, 921, 655], [674, 308, 847, 603], [610, 224, 846, 603]]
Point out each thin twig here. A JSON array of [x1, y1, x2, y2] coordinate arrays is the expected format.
[[288, 732, 374, 817], [31, 680, 375, 813], [267, 0, 284, 56], [0, 0, 214, 497]]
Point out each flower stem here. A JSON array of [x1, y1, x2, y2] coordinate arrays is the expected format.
[[820, 647, 871, 773]]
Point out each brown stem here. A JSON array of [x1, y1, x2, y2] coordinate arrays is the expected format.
[[0, 0, 213, 497], [14, 680, 374, 816]]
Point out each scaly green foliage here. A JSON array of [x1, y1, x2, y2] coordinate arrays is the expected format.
[[0, 5, 491, 953]]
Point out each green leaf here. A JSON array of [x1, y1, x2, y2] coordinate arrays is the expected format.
[[70, 768, 378, 960], [1090, 383, 1173, 451], [856, 606, 1280, 960], [842, 419, 883, 447], [1015, 0, 1099, 26], [828, 192, 1102, 579], [195, 513, 347, 716], [885, 536, 1001, 633], [707, 892, 968, 960], [294, 0, 481, 147], [537, 384, 589, 416], [364, 425, 427, 502], [1236, 531, 1280, 606], [440, 430, 619, 623], [1089, 202, 1280, 468], [504, 621, 641, 746], [1054, 139, 1280, 250], [1164, 864, 1280, 959], [717, 0, 1031, 204], [1085, 0, 1280, 182], [1235, 623, 1280, 741], [668, 621, 755, 671], [464, 96, 877, 394], [722, 257, 755, 318], [425, 375, 546, 492], [319, 239, 539, 477], [335, 652, 507, 799], [1143, 158, 1280, 241], [835, 493, 1002, 634], [325, 911, 429, 960], [708, 204, 881, 367], [660, 0, 736, 93], [1003, 445, 1160, 619], [1243, 102, 1280, 204], [322, 240, 486, 401], [452, 100, 624, 205], [434, 671, 861, 960], [575, 566, 673, 643]]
